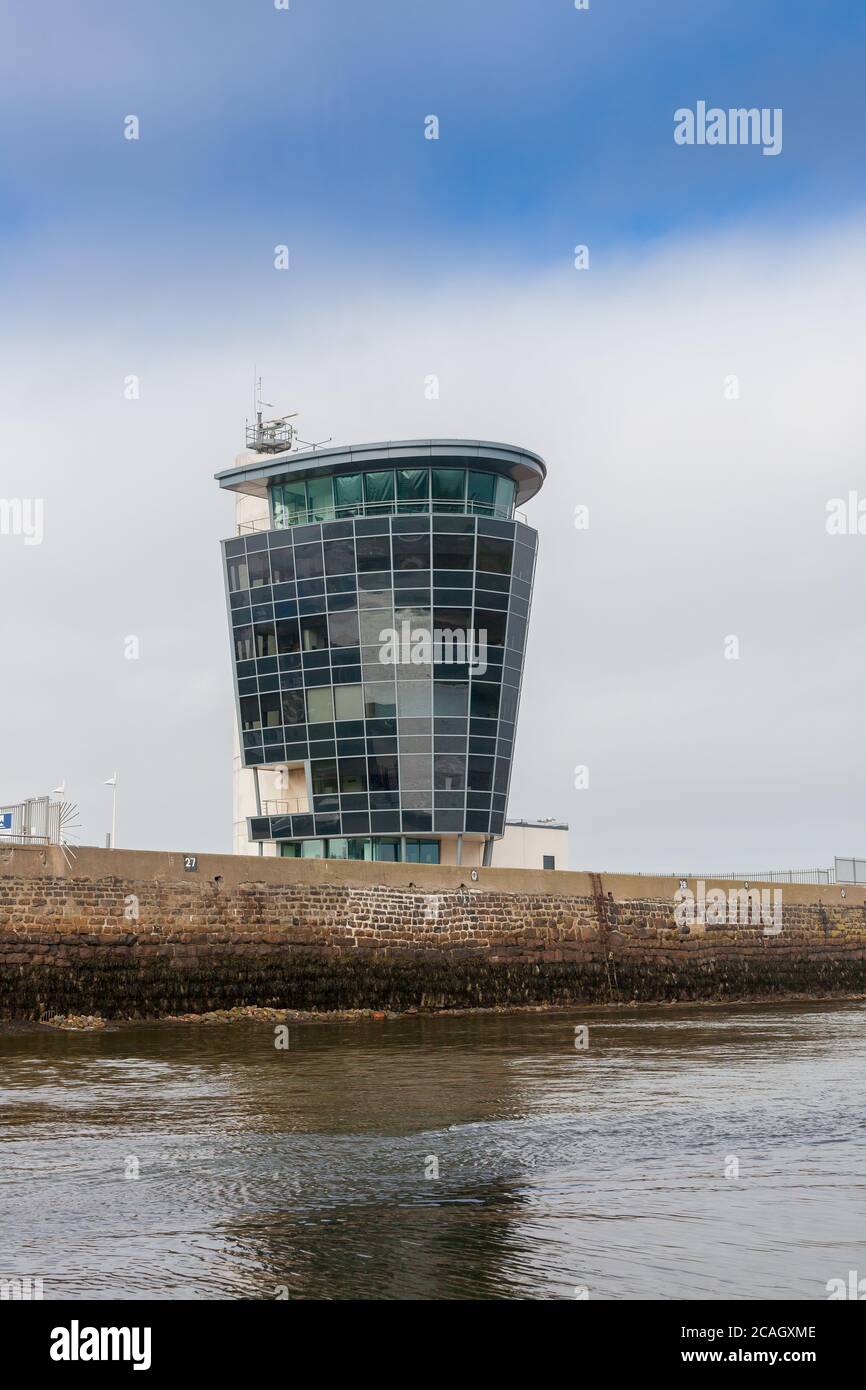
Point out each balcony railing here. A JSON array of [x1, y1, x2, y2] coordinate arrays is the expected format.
[[237, 499, 528, 536], [261, 798, 308, 815]]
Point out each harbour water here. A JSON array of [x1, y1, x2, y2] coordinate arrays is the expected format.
[[2, 1000, 865, 1300]]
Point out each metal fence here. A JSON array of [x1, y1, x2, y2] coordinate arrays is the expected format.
[[835, 857, 866, 885], [633, 868, 834, 885], [0, 797, 62, 845]]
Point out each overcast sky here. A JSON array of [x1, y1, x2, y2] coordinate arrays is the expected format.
[[1, 1, 864, 870]]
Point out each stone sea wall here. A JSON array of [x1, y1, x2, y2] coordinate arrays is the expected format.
[[1, 845, 865, 1017]]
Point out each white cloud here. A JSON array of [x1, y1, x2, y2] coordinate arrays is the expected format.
[[1, 214, 863, 866]]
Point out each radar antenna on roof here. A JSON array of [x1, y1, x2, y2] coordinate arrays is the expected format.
[[245, 375, 298, 453], [244, 373, 331, 454]]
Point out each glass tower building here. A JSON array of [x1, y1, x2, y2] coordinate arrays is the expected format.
[[217, 439, 546, 865]]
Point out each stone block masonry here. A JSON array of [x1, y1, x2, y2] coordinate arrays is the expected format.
[[1, 845, 865, 1018]]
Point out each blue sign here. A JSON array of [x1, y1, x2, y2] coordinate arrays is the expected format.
[[0, 812, 13, 831]]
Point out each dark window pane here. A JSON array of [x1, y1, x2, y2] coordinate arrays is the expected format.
[[234, 625, 254, 661], [227, 556, 249, 591], [433, 683, 467, 717], [311, 761, 338, 796], [294, 542, 324, 580], [434, 754, 466, 790], [324, 538, 356, 575], [467, 756, 494, 791], [368, 755, 399, 791], [281, 689, 305, 725], [339, 758, 368, 793], [276, 619, 300, 654], [260, 691, 281, 727], [240, 696, 260, 731], [247, 552, 270, 588], [433, 533, 474, 570], [269, 548, 294, 584], [475, 609, 507, 647], [393, 533, 430, 570], [254, 621, 277, 658], [512, 543, 535, 583], [300, 614, 329, 651], [328, 609, 360, 648], [476, 535, 512, 574], [356, 534, 392, 572], [499, 686, 518, 723], [470, 683, 500, 719]]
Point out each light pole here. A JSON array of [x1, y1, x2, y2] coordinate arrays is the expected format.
[[104, 773, 117, 848]]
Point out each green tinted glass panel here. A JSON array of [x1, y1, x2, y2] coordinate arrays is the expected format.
[[404, 839, 440, 864], [467, 470, 496, 512], [334, 474, 362, 515], [327, 838, 349, 859], [274, 481, 306, 526], [494, 476, 515, 517], [374, 838, 400, 862], [363, 471, 395, 512], [396, 469, 429, 512], [306, 476, 334, 521], [431, 469, 465, 505], [279, 842, 301, 857], [347, 838, 374, 860], [300, 839, 325, 859]]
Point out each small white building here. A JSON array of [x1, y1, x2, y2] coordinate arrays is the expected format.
[[491, 819, 569, 871]]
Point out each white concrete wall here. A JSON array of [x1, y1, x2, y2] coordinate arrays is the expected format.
[[491, 823, 568, 871]]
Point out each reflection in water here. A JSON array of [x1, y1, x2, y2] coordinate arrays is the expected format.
[[2, 1002, 865, 1299]]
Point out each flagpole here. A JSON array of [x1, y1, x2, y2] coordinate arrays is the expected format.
[[104, 773, 118, 848]]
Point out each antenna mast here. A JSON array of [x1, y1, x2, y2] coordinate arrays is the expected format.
[[245, 376, 331, 454]]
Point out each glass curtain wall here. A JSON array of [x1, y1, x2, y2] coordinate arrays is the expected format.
[[272, 469, 516, 528]]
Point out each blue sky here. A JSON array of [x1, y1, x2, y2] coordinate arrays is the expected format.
[[3, 0, 866, 282]]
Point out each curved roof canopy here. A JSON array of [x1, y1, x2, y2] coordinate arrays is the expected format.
[[215, 438, 547, 508]]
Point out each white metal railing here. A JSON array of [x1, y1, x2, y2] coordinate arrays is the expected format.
[[236, 500, 528, 536], [261, 798, 308, 815]]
